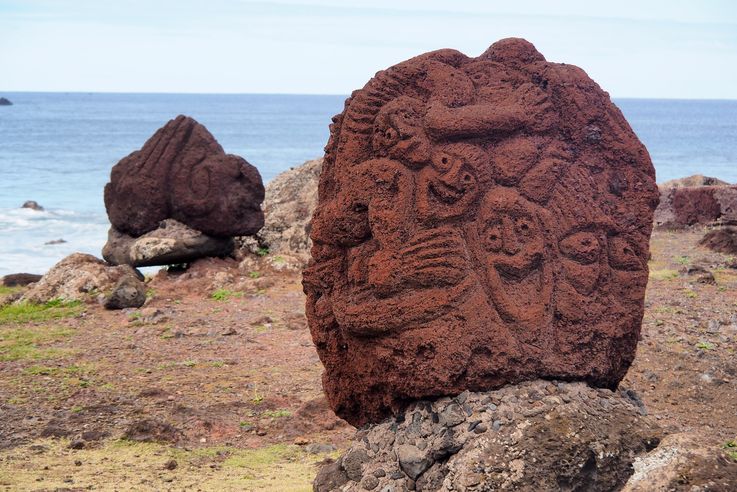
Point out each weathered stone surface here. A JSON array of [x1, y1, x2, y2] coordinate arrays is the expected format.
[[2, 273, 42, 287], [314, 381, 662, 491], [623, 433, 737, 491], [104, 115, 265, 237], [21, 253, 141, 304], [102, 275, 146, 310], [103, 219, 234, 267], [255, 158, 322, 263], [303, 38, 659, 426], [655, 184, 737, 229]]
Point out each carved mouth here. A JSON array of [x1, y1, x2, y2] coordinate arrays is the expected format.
[[429, 180, 466, 204], [494, 255, 542, 282], [490, 255, 547, 324]]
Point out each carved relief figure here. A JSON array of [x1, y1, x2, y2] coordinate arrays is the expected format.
[[304, 38, 659, 426]]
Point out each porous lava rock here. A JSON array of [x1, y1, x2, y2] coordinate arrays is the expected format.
[[314, 381, 662, 491], [303, 38, 659, 426], [655, 185, 737, 229], [103, 219, 234, 267], [21, 253, 143, 304], [104, 115, 265, 237], [255, 158, 322, 263]]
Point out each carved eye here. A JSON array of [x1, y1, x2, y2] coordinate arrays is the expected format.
[[433, 153, 453, 172], [608, 236, 642, 271], [515, 217, 534, 237], [482, 220, 503, 252], [560, 231, 600, 265]]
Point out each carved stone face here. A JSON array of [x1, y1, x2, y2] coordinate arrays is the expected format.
[[417, 144, 486, 221], [372, 97, 430, 167], [305, 39, 659, 427], [471, 189, 552, 327]]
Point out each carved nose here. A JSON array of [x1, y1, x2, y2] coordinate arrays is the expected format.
[[440, 161, 471, 189], [502, 219, 520, 254]]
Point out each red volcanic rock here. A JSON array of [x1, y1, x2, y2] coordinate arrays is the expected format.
[[303, 38, 659, 426], [104, 115, 264, 237], [655, 185, 737, 228]]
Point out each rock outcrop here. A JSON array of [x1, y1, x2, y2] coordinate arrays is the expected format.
[[314, 381, 661, 491], [21, 253, 143, 305], [655, 185, 737, 229], [658, 175, 729, 190], [0, 97, 12, 106], [21, 200, 44, 211], [2, 273, 42, 287], [104, 115, 265, 238], [303, 37, 659, 426], [103, 219, 234, 267], [255, 158, 322, 262], [699, 227, 737, 255]]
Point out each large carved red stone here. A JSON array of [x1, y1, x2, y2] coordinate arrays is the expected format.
[[303, 38, 659, 426], [104, 115, 264, 237]]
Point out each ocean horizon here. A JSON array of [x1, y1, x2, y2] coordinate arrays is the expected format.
[[1, 92, 736, 276]]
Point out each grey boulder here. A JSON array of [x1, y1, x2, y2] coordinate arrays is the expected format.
[[103, 219, 234, 267]]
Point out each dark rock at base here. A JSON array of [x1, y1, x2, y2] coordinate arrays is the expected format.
[[21, 200, 44, 211], [304, 37, 658, 426], [0, 97, 12, 106], [103, 219, 234, 267], [2, 273, 42, 287], [44, 239, 67, 245], [700, 227, 737, 255], [315, 381, 662, 492], [103, 275, 146, 310], [104, 115, 265, 237]]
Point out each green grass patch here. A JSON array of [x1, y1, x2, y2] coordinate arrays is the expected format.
[[649, 269, 679, 281], [696, 341, 715, 351], [249, 271, 261, 279], [0, 299, 82, 325], [256, 247, 269, 257], [0, 286, 22, 296], [676, 255, 690, 265], [210, 289, 242, 302], [0, 326, 75, 361]]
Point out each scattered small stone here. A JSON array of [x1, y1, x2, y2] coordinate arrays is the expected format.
[[221, 327, 238, 336], [68, 440, 85, 450], [74, 460, 82, 467], [164, 459, 178, 470], [492, 420, 502, 431], [361, 475, 380, 490], [473, 423, 488, 434], [306, 443, 337, 454]]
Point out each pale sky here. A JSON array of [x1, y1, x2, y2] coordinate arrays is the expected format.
[[1, 0, 736, 98]]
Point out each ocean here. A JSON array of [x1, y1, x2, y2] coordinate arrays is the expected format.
[[1, 93, 736, 276]]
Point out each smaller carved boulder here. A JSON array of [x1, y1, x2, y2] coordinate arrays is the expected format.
[[104, 115, 265, 237]]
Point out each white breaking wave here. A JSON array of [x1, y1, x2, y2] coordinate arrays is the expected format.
[[0, 207, 109, 276]]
